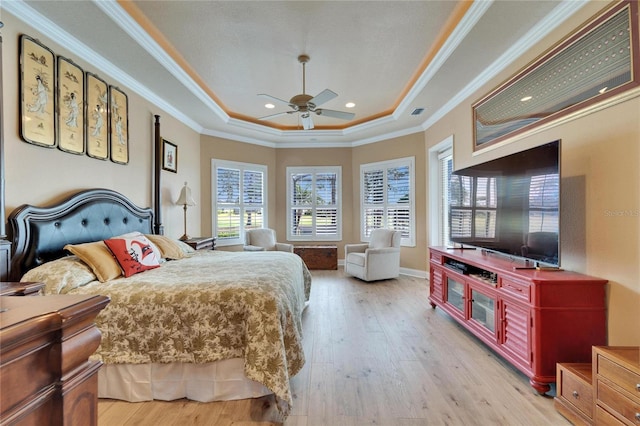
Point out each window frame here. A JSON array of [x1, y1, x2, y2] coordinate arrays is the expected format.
[[211, 159, 268, 247], [429, 136, 453, 248], [286, 166, 342, 242], [360, 156, 415, 247]]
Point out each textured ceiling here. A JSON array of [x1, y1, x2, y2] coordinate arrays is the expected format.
[[9, 0, 589, 147]]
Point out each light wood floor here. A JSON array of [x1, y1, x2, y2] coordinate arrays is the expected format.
[[98, 270, 570, 425]]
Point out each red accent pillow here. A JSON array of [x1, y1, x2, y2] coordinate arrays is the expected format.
[[104, 235, 161, 278]]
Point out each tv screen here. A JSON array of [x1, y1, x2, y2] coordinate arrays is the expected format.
[[449, 140, 560, 266]]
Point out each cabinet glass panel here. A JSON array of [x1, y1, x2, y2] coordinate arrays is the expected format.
[[446, 277, 464, 312], [470, 289, 495, 332]]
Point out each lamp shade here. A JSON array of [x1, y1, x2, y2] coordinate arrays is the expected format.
[[176, 182, 196, 206]]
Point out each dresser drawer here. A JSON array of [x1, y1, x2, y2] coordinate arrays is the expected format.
[[557, 363, 593, 419], [597, 380, 640, 425], [595, 405, 626, 425], [500, 277, 531, 302], [597, 355, 640, 399]]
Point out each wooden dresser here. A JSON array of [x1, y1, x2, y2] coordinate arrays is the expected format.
[[0, 294, 110, 425], [593, 346, 640, 425], [555, 346, 640, 425]]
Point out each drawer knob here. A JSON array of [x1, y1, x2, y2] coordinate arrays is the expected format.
[[635, 412, 640, 422], [636, 383, 640, 392], [572, 391, 579, 399]]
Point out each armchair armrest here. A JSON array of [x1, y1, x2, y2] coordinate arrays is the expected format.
[[345, 243, 368, 255], [275, 242, 294, 252], [243, 245, 266, 252]]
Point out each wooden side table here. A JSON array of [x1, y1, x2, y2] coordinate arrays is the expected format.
[[183, 237, 216, 251], [0, 282, 45, 296]]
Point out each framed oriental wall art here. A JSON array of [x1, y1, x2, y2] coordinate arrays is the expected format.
[[109, 85, 129, 164], [473, 0, 639, 151], [57, 56, 85, 154], [85, 72, 109, 160], [20, 35, 56, 148]]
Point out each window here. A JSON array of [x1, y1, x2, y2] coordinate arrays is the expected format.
[[360, 157, 415, 246], [212, 160, 266, 246], [287, 166, 341, 241], [429, 136, 453, 247]]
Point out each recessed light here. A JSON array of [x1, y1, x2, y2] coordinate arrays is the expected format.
[[265, 103, 275, 109], [345, 102, 355, 108], [520, 96, 533, 102]]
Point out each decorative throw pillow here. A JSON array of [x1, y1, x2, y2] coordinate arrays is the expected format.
[[21, 256, 96, 294], [104, 234, 161, 278], [145, 234, 186, 260], [64, 241, 123, 282]]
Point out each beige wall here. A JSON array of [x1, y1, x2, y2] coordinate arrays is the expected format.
[[424, 1, 640, 345], [2, 13, 201, 240], [276, 147, 353, 259], [199, 135, 277, 248], [352, 133, 427, 271], [3, 0, 639, 345]]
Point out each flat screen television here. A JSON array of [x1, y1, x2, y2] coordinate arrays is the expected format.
[[449, 140, 560, 266]]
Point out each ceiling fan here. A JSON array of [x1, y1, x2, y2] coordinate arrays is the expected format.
[[258, 55, 355, 130]]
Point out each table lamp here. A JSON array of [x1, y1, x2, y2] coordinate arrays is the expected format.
[[176, 182, 196, 241]]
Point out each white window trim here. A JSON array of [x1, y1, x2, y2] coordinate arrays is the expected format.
[[286, 166, 342, 241], [360, 156, 415, 247], [428, 135, 454, 247], [211, 159, 268, 247]]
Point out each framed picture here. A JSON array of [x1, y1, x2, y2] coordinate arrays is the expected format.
[[85, 72, 109, 160], [57, 56, 85, 154], [20, 35, 56, 148], [472, 0, 639, 151], [109, 85, 129, 164], [162, 139, 177, 173]]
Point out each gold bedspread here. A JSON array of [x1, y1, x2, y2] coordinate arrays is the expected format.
[[68, 250, 312, 415]]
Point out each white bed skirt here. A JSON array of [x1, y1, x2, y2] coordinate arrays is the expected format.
[[98, 358, 272, 402]]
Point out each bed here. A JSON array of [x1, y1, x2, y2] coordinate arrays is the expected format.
[[8, 188, 311, 416]]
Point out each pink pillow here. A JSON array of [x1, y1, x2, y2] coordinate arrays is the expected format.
[[104, 235, 161, 278]]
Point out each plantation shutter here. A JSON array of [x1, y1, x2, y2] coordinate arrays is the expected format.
[[216, 167, 241, 240]]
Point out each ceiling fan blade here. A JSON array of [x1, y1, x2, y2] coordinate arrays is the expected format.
[[308, 89, 338, 109], [315, 109, 355, 120], [301, 113, 314, 130], [258, 93, 295, 109], [258, 111, 292, 120]]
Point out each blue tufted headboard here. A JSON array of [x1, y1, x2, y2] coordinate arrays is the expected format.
[[8, 188, 154, 280]]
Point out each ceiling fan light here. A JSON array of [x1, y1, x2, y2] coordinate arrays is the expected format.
[[345, 102, 355, 108], [265, 103, 275, 109]]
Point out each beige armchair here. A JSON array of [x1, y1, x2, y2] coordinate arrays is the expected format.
[[243, 228, 293, 252], [344, 228, 401, 281]]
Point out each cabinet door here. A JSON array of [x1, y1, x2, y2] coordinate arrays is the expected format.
[[445, 275, 465, 319], [499, 297, 532, 368], [469, 286, 497, 340], [429, 266, 444, 305]]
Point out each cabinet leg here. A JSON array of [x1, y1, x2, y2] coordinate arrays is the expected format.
[[529, 379, 551, 395], [429, 302, 436, 308]]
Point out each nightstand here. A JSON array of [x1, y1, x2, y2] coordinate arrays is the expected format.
[[183, 237, 216, 251], [0, 282, 45, 296]]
